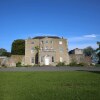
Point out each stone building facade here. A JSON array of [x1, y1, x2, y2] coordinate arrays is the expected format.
[[69, 48, 83, 55], [25, 36, 69, 66]]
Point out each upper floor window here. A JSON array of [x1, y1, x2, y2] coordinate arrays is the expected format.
[[31, 42, 34, 44], [59, 47, 63, 52], [31, 47, 35, 50], [31, 47, 35, 53], [50, 41, 53, 44], [41, 41, 44, 44], [46, 40, 48, 43], [59, 41, 62, 44]]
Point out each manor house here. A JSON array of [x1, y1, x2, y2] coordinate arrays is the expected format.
[[25, 36, 69, 66]]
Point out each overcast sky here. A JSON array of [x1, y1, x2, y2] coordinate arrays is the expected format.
[[0, 0, 100, 51]]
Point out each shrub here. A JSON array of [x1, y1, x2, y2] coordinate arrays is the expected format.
[[95, 64, 100, 67], [33, 64, 40, 67], [77, 63, 86, 66], [16, 62, 21, 67], [69, 62, 87, 67], [21, 64, 40, 67], [56, 62, 66, 67], [69, 62, 77, 66], [23, 65, 32, 67]]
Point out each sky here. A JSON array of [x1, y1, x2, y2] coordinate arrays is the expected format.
[[0, 0, 100, 52]]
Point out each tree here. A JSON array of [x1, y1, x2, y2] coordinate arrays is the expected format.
[[11, 39, 25, 55], [83, 46, 94, 56], [1, 52, 11, 57], [0, 48, 7, 56]]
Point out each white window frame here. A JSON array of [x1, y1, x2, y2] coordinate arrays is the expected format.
[[59, 41, 62, 44]]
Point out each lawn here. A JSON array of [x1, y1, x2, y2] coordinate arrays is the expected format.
[[0, 71, 100, 100]]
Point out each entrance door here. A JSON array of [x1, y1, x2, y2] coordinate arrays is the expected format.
[[45, 57, 50, 65]]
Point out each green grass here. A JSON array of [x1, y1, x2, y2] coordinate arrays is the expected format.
[[0, 71, 100, 100]]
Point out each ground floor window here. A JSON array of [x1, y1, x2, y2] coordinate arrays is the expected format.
[[52, 56, 54, 62], [41, 56, 44, 62], [60, 57, 63, 62], [31, 57, 34, 63]]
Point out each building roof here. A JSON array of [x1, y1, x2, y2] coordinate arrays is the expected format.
[[33, 36, 61, 39]]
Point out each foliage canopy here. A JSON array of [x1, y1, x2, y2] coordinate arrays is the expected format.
[[11, 39, 25, 55], [0, 48, 7, 56], [83, 46, 94, 56]]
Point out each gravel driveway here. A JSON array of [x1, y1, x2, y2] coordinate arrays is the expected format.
[[0, 66, 100, 72]]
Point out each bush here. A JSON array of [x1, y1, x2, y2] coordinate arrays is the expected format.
[[56, 62, 66, 67], [69, 62, 87, 67], [69, 62, 77, 66], [16, 62, 21, 67], [20, 64, 40, 67], [95, 64, 100, 67], [33, 64, 40, 67], [77, 63, 86, 66]]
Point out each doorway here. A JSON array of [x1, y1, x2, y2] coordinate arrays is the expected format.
[[45, 56, 50, 65]]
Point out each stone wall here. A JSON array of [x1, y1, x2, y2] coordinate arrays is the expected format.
[[0, 55, 25, 67], [69, 54, 85, 64], [0, 57, 7, 66], [11, 55, 25, 64], [69, 54, 92, 65]]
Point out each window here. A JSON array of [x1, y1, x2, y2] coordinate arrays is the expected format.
[[60, 57, 63, 62], [51, 47, 53, 49], [50, 41, 53, 44], [31, 42, 34, 44], [41, 56, 44, 62], [46, 40, 48, 43], [31, 47, 35, 53], [45, 46, 48, 50], [52, 56, 54, 62], [41, 47, 43, 50], [59, 41, 62, 44], [41, 41, 43, 44], [31, 57, 34, 63], [59, 47, 63, 52]]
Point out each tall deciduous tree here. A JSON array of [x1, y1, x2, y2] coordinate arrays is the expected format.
[[11, 39, 25, 55], [83, 46, 94, 56]]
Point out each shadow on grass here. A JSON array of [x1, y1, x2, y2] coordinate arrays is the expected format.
[[77, 70, 100, 74]]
